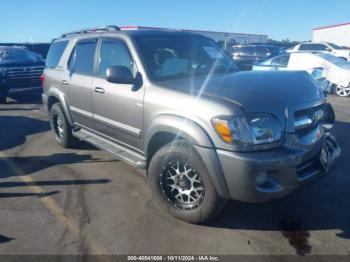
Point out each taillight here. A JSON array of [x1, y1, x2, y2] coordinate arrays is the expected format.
[[40, 74, 45, 88]]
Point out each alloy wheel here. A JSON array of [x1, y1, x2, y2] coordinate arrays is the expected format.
[[54, 115, 64, 138], [160, 160, 205, 210], [336, 85, 350, 97]]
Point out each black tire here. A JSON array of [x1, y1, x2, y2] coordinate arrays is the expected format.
[[49, 103, 78, 148], [0, 86, 8, 104], [148, 140, 226, 224]]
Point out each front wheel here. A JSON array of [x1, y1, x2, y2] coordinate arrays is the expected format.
[[148, 140, 226, 224], [333, 84, 350, 97]]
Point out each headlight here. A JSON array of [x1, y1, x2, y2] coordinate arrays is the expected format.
[[212, 114, 282, 147]]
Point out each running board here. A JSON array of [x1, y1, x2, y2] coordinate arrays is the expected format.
[[73, 128, 146, 169]]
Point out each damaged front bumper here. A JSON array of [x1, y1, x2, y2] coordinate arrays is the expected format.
[[215, 131, 341, 203]]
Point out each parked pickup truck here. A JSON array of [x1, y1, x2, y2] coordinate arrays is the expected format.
[[42, 26, 341, 223], [0, 46, 44, 103]]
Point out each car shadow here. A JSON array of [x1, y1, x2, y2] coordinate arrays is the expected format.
[[0, 153, 112, 200], [7, 89, 43, 105], [0, 153, 116, 179], [0, 191, 59, 198], [0, 114, 99, 152], [0, 115, 50, 151], [0, 235, 15, 244], [208, 120, 350, 256]]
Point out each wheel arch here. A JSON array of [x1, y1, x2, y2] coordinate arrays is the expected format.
[[144, 115, 231, 199], [47, 87, 74, 126], [145, 115, 213, 162]]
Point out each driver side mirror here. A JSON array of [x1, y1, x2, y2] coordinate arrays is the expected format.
[[106, 66, 135, 84]]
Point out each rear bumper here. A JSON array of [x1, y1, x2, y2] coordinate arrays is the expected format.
[[3, 78, 41, 90], [42, 93, 48, 111], [201, 133, 340, 203], [9, 86, 41, 93]]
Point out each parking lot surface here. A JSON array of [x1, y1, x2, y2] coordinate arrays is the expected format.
[[0, 90, 349, 255]]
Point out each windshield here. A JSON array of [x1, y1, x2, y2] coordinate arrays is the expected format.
[[135, 34, 238, 81], [0, 47, 42, 63], [317, 53, 349, 66], [326, 43, 341, 50]]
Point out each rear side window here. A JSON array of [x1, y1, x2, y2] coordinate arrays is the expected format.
[[69, 39, 97, 75], [45, 40, 68, 68]]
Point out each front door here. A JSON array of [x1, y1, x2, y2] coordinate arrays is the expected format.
[[92, 37, 144, 151]]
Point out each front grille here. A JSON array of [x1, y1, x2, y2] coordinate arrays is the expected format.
[[6, 66, 44, 81], [294, 104, 326, 135]]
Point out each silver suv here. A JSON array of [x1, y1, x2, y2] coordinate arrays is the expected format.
[[42, 26, 340, 223]]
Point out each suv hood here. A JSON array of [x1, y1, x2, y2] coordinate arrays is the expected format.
[[160, 71, 325, 127]]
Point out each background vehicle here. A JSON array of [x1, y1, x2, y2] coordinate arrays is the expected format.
[[252, 52, 350, 97], [0, 46, 44, 103], [42, 26, 340, 224], [289, 42, 350, 61], [230, 45, 285, 70]]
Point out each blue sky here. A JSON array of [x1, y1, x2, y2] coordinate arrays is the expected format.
[[1, 0, 350, 42]]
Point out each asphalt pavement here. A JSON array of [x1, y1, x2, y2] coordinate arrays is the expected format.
[[0, 90, 349, 256]]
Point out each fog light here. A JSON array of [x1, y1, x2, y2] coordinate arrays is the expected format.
[[255, 171, 269, 186], [255, 171, 282, 193]]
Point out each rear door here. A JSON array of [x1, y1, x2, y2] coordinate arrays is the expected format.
[[92, 37, 144, 151], [65, 38, 98, 130]]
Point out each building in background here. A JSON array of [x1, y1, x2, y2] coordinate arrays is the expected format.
[[313, 22, 350, 47], [121, 26, 268, 49]]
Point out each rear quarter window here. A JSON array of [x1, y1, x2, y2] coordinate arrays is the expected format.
[[45, 40, 69, 68]]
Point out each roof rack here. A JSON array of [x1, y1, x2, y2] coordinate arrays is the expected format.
[[61, 25, 121, 38]]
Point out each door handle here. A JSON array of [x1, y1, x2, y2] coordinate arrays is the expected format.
[[61, 80, 69, 85], [94, 87, 105, 94]]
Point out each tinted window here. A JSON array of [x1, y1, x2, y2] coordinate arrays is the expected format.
[[255, 46, 269, 56], [70, 39, 97, 75], [98, 39, 135, 77], [299, 44, 327, 51], [271, 55, 290, 67], [267, 46, 284, 55], [45, 41, 68, 68], [239, 46, 254, 55]]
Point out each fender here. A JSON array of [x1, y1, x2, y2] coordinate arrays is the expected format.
[[47, 86, 74, 126], [145, 114, 213, 151], [145, 114, 231, 198]]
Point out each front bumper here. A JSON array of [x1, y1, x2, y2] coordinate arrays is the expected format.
[[215, 133, 340, 202]]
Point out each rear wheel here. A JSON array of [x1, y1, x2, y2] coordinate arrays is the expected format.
[[49, 103, 78, 148], [148, 140, 226, 224]]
